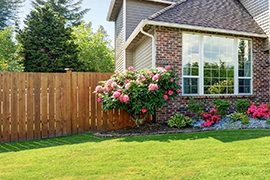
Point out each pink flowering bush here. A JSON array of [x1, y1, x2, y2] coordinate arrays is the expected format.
[[247, 103, 270, 119], [200, 108, 221, 127], [94, 66, 181, 125]]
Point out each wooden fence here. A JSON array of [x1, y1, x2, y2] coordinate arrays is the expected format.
[[0, 71, 137, 143]]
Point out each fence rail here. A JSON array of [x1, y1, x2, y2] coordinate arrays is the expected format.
[[0, 71, 137, 143]]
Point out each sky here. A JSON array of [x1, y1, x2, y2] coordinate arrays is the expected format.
[[18, 0, 115, 46]]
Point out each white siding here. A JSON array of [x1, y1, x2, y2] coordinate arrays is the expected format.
[[133, 37, 152, 70], [126, 50, 133, 68], [126, 0, 167, 40], [115, 6, 125, 71], [240, 0, 269, 35]]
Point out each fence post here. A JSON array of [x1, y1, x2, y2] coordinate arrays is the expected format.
[[65, 68, 72, 134]]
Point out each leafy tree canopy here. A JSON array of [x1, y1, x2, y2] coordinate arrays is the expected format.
[[0, 27, 24, 71], [72, 22, 114, 72]]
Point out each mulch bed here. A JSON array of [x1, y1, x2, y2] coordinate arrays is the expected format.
[[93, 123, 214, 138]]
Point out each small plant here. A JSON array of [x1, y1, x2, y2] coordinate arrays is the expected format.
[[235, 99, 250, 113], [200, 107, 221, 127], [213, 99, 230, 117], [266, 117, 270, 124], [168, 114, 193, 129], [186, 98, 204, 120], [227, 112, 249, 124]]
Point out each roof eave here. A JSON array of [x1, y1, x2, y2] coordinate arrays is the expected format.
[[107, 0, 175, 22], [125, 20, 268, 48]]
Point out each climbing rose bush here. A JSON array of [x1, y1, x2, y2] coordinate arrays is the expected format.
[[94, 66, 181, 125], [247, 103, 270, 119]]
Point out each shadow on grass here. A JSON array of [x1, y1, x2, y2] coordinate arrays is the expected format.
[[0, 133, 108, 153], [1, 129, 270, 153], [118, 129, 270, 143]]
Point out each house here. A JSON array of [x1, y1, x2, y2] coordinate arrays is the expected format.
[[107, 0, 270, 121]]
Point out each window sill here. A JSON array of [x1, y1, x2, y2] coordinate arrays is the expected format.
[[181, 94, 255, 100]]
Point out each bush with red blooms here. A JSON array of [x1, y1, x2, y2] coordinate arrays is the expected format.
[[247, 103, 270, 119], [200, 107, 221, 127]]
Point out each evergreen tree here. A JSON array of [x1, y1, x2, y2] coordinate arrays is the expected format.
[[17, 5, 83, 72], [32, 0, 90, 26], [0, 0, 25, 29]]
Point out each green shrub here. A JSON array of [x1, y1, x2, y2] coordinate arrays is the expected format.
[[227, 112, 249, 125], [186, 98, 204, 120], [266, 118, 270, 124], [213, 99, 230, 117], [235, 99, 250, 113], [168, 114, 193, 129]]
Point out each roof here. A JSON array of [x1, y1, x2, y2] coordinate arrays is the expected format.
[[148, 0, 266, 35], [107, 0, 175, 21]]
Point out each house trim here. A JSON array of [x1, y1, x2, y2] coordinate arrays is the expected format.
[[125, 19, 268, 49], [107, 0, 175, 21]]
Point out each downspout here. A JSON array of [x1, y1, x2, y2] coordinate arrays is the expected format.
[[140, 28, 156, 68]]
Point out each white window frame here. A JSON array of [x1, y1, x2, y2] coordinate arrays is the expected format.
[[182, 32, 253, 96]]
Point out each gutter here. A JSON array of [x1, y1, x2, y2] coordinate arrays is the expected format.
[[140, 28, 156, 68]]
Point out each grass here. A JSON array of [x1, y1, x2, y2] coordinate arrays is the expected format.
[[0, 130, 270, 180]]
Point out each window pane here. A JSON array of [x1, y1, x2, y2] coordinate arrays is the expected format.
[[203, 35, 234, 94], [183, 78, 198, 94], [238, 79, 251, 93], [238, 39, 251, 77], [183, 34, 200, 76]]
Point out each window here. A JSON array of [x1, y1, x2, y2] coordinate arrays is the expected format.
[[182, 33, 252, 95]]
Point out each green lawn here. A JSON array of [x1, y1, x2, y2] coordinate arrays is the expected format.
[[0, 130, 270, 180]]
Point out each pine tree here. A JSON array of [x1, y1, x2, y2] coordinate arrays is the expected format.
[[0, 0, 25, 29], [32, 0, 90, 26], [17, 5, 83, 72]]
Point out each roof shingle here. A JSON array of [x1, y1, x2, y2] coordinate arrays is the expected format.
[[148, 0, 265, 35]]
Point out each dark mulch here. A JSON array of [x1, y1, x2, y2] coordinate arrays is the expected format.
[[93, 123, 207, 138]]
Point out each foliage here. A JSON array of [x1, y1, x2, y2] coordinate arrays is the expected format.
[[94, 66, 181, 125], [168, 113, 193, 129], [227, 112, 249, 124], [0, 27, 23, 71], [213, 99, 230, 117], [200, 107, 221, 127], [72, 23, 114, 72], [234, 99, 250, 113], [17, 5, 83, 72], [0, 0, 24, 29], [266, 117, 270, 124], [32, 0, 90, 26], [186, 98, 204, 119], [247, 103, 270, 119]]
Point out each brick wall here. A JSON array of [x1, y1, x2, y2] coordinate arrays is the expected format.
[[155, 26, 270, 122]]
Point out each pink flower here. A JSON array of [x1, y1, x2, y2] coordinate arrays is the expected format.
[[114, 70, 120, 74], [125, 82, 131, 89], [103, 87, 109, 92], [150, 74, 154, 78], [112, 91, 121, 98], [176, 89, 180, 93], [165, 65, 171, 69], [157, 67, 167, 73], [124, 79, 130, 83], [170, 78, 174, 82], [140, 75, 146, 81], [97, 97, 102, 103], [210, 109, 217, 114], [168, 90, 174, 95], [152, 74, 161, 81], [148, 83, 158, 91], [128, 66, 134, 71], [119, 95, 130, 102], [111, 82, 117, 88], [141, 108, 148, 113], [163, 94, 168, 100], [95, 85, 103, 93]]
